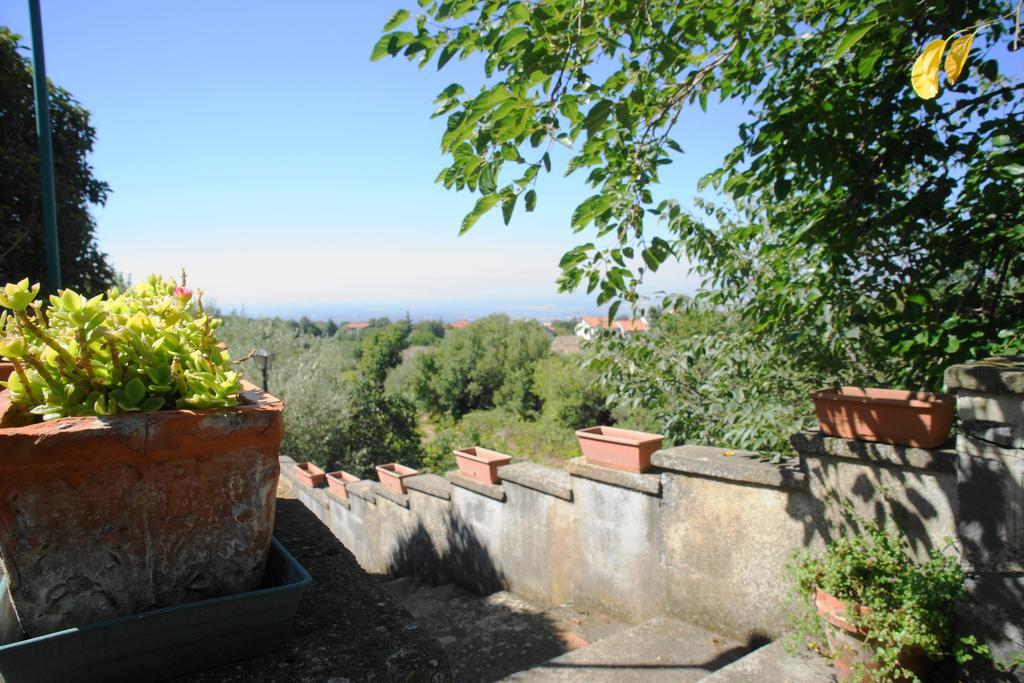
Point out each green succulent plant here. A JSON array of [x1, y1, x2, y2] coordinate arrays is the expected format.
[[0, 274, 241, 422]]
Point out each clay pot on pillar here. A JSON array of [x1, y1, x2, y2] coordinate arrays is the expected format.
[[811, 387, 954, 448], [325, 470, 359, 499], [294, 462, 326, 488], [575, 426, 664, 473], [454, 447, 511, 484], [376, 463, 418, 494]]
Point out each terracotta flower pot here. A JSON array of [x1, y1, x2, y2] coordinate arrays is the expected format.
[[814, 587, 929, 683], [325, 470, 359, 499], [376, 463, 417, 494], [575, 426, 664, 473], [0, 381, 283, 637], [811, 387, 954, 448], [0, 362, 13, 384], [454, 447, 512, 485], [294, 462, 326, 488]]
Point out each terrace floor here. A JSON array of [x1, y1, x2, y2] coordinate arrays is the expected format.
[[181, 482, 452, 682]]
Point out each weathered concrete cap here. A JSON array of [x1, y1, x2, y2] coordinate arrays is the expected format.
[[372, 483, 410, 508], [701, 640, 833, 682], [945, 356, 1024, 395], [404, 473, 452, 500], [326, 489, 352, 509], [790, 430, 957, 472], [652, 444, 807, 491], [346, 480, 378, 504], [279, 454, 297, 466], [446, 471, 507, 502], [958, 433, 1024, 461], [496, 462, 573, 501], [566, 457, 661, 496]]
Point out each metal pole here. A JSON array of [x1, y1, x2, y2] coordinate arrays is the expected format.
[[262, 366, 269, 393], [27, 0, 61, 292]]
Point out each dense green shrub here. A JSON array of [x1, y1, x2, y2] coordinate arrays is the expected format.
[[217, 315, 358, 466], [407, 320, 445, 346], [421, 408, 578, 473], [533, 354, 611, 429], [412, 314, 551, 419]]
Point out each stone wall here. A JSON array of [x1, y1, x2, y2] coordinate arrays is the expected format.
[[946, 357, 1024, 670], [284, 444, 868, 641], [282, 357, 1023, 664]]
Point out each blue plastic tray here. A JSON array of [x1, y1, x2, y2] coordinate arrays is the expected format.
[[0, 537, 311, 682]]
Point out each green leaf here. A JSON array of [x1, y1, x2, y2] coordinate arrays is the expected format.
[[460, 194, 499, 234], [607, 300, 622, 324], [833, 23, 873, 60], [437, 42, 459, 70], [383, 9, 410, 31], [125, 377, 146, 405], [498, 27, 529, 54], [524, 189, 537, 212], [501, 193, 517, 225]]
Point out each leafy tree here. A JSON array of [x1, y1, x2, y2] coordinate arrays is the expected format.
[[299, 315, 322, 337], [374, 1, 1023, 390], [590, 304, 824, 460], [336, 379, 423, 477], [324, 318, 339, 337], [1, 28, 113, 294], [359, 321, 410, 385], [412, 314, 551, 418], [533, 353, 611, 429], [408, 319, 446, 346]]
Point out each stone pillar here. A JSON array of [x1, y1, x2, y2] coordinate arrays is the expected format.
[[945, 357, 1024, 672]]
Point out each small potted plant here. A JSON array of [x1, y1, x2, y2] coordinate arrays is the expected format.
[[575, 426, 663, 473], [294, 462, 326, 488], [453, 446, 511, 485], [791, 521, 971, 682], [376, 462, 418, 494], [810, 387, 954, 449], [325, 470, 359, 499], [0, 275, 284, 637]]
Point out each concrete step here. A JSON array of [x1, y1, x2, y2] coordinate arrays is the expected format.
[[504, 616, 752, 682], [389, 582, 633, 682], [698, 639, 834, 682], [379, 574, 427, 598]]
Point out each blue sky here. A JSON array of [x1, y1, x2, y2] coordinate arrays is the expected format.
[[1, 1, 747, 317]]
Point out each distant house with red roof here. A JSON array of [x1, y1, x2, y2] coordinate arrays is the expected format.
[[575, 315, 649, 340], [449, 320, 470, 329], [344, 321, 370, 330]]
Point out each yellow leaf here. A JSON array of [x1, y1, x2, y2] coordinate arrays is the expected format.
[[945, 32, 975, 85], [912, 38, 947, 99]]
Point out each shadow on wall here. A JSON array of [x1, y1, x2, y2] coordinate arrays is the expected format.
[[386, 512, 505, 596], [784, 418, 1024, 680]]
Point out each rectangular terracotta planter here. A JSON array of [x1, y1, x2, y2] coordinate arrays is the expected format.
[[325, 470, 360, 499], [376, 463, 418, 494], [453, 447, 512, 484], [811, 386, 954, 449], [0, 381, 284, 637], [294, 461, 326, 488], [575, 426, 664, 473]]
